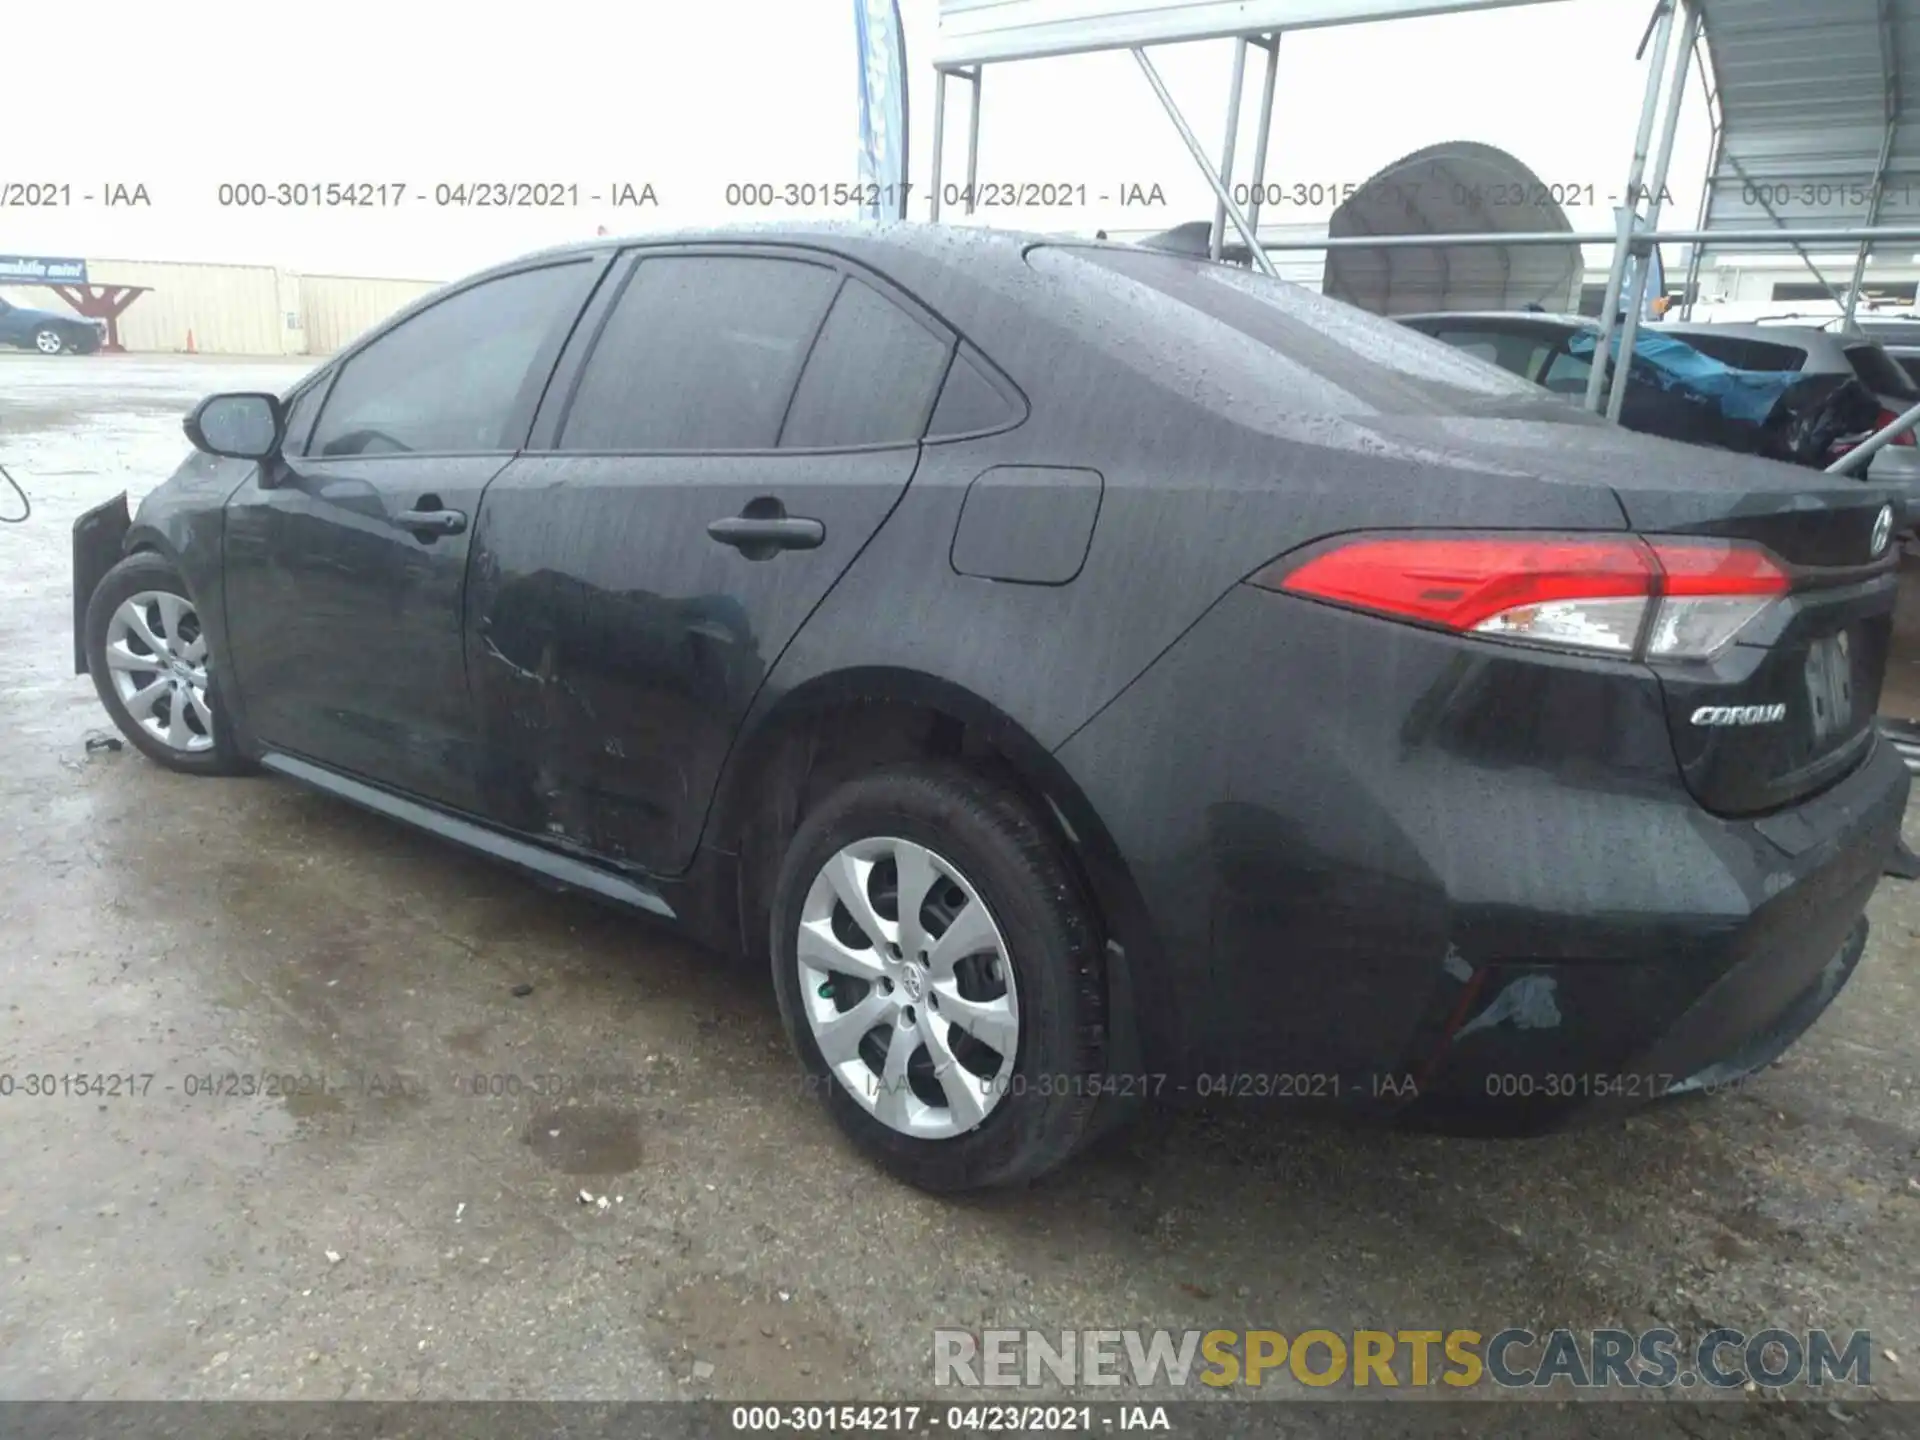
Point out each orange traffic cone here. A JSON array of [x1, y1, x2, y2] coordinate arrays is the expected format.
[[185, 329, 197, 354]]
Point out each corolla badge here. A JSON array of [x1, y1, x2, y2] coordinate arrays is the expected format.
[[1691, 704, 1787, 727], [1872, 503, 1894, 558]]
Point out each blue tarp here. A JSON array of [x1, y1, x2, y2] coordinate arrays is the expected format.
[[1567, 328, 1805, 425]]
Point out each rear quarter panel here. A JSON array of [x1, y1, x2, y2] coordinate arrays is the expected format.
[[752, 236, 1634, 764]]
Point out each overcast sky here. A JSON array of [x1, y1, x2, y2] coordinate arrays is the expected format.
[[10, 0, 1708, 279]]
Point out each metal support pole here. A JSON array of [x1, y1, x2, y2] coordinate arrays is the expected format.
[[1826, 396, 1920, 477], [1132, 47, 1278, 278], [1680, 117, 1722, 318], [929, 69, 948, 221], [1844, 121, 1897, 326], [1679, 41, 1721, 319], [1252, 225, 1920, 250], [1585, 0, 1677, 414], [1608, 1, 1698, 423], [1244, 35, 1281, 240], [967, 67, 983, 216], [964, 67, 983, 217], [1847, 0, 1903, 326], [1210, 38, 1250, 261]]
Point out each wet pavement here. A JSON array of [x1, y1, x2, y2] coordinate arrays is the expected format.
[[2, 355, 1919, 1425]]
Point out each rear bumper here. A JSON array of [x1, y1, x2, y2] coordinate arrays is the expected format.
[[1053, 582, 1911, 1130]]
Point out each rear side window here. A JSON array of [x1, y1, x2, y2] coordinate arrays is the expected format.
[[1422, 327, 1556, 382], [1844, 343, 1920, 399], [928, 346, 1020, 437], [779, 277, 952, 448], [561, 255, 839, 452], [309, 262, 592, 457], [1665, 332, 1807, 373], [1540, 347, 1595, 395]]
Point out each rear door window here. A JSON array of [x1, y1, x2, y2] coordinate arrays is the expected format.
[[779, 276, 952, 449], [559, 254, 839, 452], [1844, 342, 1920, 399]]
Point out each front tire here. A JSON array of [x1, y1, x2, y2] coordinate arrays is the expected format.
[[33, 327, 66, 356], [770, 763, 1106, 1192], [84, 553, 247, 775]]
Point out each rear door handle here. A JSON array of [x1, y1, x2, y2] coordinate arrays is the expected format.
[[707, 515, 824, 554], [398, 507, 467, 538]]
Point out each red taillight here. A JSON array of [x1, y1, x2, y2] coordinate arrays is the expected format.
[[1647, 539, 1789, 596], [1255, 533, 1788, 661], [1880, 409, 1917, 447]]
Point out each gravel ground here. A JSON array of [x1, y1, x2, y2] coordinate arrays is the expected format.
[[1, 354, 1917, 1435]]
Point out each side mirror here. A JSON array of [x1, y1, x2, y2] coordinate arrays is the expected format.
[[184, 392, 284, 461]]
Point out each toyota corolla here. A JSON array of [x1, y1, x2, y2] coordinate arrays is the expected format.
[[71, 224, 1911, 1190]]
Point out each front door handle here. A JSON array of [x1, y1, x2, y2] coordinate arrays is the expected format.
[[707, 515, 825, 557], [398, 507, 467, 539]]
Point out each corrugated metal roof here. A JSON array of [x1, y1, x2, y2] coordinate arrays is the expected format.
[[1698, 0, 1918, 239]]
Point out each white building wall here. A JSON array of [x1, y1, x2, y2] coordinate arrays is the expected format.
[[2, 263, 445, 355], [88, 260, 289, 354], [301, 274, 443, 355]]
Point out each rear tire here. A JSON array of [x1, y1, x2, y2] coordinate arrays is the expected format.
[[84, 553, 248, 775], [770, 762, 1107, 1192]]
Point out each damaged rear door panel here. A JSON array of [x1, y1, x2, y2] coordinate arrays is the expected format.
[[465, 246, 958, 873]]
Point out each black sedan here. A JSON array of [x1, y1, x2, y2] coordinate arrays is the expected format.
[[71, 225, 1911, 1190], [0, 295, 104, 354]]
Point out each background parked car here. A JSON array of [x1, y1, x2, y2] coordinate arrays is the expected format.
[[0, 296, 105, 355], [1830, 314, 1920, 388], [1398, 311, 1912, 500], [1651, 320, 1920, 484]]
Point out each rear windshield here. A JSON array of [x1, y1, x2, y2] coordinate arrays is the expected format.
[[1844, 342, 1920, 399], [1026, 243, 1593, 418], [1664, 331, 1808, 373]]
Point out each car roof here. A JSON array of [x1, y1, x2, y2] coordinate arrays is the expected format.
[[1655, 319, 1835, 343], [484, 220, 1083, 272]]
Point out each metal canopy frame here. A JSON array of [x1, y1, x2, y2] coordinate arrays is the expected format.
[[926, 0, 1920, 448]]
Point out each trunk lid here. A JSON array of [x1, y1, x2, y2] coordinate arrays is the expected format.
[[1620, 484, 1900, 816]]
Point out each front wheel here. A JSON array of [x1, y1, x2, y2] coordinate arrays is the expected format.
[[84, 553, 248, 775], [770, 762, 1107, 1192], [33, 327, 66, 355]]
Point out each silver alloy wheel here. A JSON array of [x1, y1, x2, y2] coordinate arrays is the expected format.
[[104, 590, 215, 753], [34, 329, 63, 355], [797, 836, 1021, 1140]]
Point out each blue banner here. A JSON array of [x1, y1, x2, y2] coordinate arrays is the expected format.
[[0, 255, 87, 284], [854, 0, 909, 221]]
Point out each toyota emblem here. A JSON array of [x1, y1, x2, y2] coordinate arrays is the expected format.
[[1872, 504, 1894, 558]]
